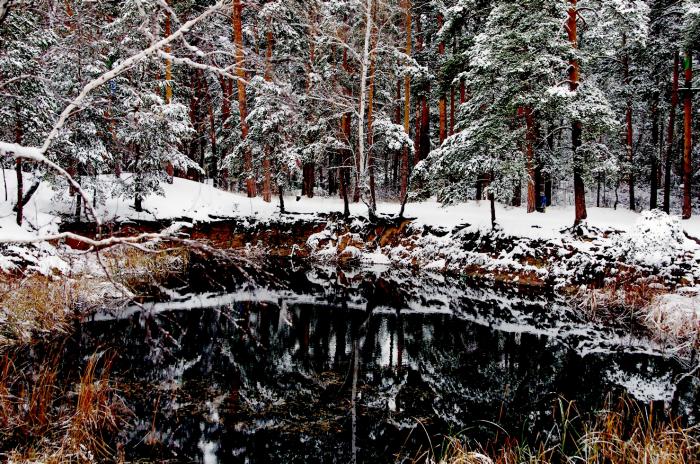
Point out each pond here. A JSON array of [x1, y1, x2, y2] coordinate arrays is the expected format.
[[72, 265, 696, 463]]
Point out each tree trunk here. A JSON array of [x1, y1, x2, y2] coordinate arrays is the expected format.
[[339, 146, 350, 218], [339, 42, 353, 215], [355, 0, 375, 213], [419, 90, 430, 162], [366, 1, 378, 211], [664, 51, 680, 214], [512, 181, 522, 207], [220, 76, 232, 129], [489, 173, 496, 229], [202, 74, 219, 183], [524, 106, 537, 213], [13, 180, 40, 213], [328, 153, 337, 196], [262, 27, 274, 203], [622, 34, 635, 211], [262, 156, 272, 203], [682, 51, 693, 219], [15, 159, 22, 226], [438, 14, 447, 145], [164, 0, 173, 104], [568, 0, 587, 225], [278, 183, 285, 214], [75, 173, 82, 221], [14, 111, 23, 226], [400, 0, 412, 204], [302, 164, 315, 198], [449, 35, 457, 136], [650, 95, 660, 210], [233, 0, 256, 197], [414, 101, 421, 164], [305, 19, 317, 198], [438, 92, 446, 144]]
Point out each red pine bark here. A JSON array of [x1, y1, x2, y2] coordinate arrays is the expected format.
[[664, 52, 680, 213], [438, 14, 447, 145], [682, 52, 693, 219], [567, 0, 587, 225], [233, 0, 256, 197], [524, 106, 537, 213]]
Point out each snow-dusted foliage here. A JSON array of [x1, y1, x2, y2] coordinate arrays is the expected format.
[[613, 210, 695, 268], [372, 118, 413, 155], [115, 93, 196, 208], [421, 0, 613, 206]]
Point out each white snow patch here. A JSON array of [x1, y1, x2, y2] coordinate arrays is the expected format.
[[613, 210, 695, 268], [605, 368, 675, 403]]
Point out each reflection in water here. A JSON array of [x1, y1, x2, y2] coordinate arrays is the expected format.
[[73, 266, 696, 463]]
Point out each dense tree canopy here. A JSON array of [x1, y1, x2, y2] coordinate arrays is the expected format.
[[0, 0, 699, 226]]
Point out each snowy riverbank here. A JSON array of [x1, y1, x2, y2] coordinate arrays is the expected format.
[[1, 174, 700, 298], [1, 173, 699, 278]]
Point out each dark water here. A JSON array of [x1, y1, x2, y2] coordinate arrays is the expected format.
[[71, 266, 696, 463]]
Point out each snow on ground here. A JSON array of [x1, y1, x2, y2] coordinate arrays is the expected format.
[[1, 171, 700, 278], [2, 171, 700, 239]]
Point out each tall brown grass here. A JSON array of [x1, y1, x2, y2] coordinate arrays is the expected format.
[[0, 350, 127, 462], [0, 275, 79, 345], [428, 397, 699, 464], [573, 274, 669, 327], [102, 245, 190, 291]]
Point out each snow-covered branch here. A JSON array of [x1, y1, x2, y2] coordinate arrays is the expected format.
[[157, 50, 247, 85], [0, 230, 175, 249], [0, 142, 101, 226], [0, 2, 224, 234], [39, 1, 224, 155]]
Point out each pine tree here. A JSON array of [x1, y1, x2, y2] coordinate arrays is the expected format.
[[422, 0, 571, 213]]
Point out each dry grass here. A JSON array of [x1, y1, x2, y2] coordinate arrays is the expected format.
[[573, 275, 700, 354], [573, 275, 670, 328], [0, 275, 81, 346], [0, 271, 132, 347], [582, 398, 699, 464], [101, 245, 190, 291], [430, 397, 700, 464], [0, 350, 127, 463]]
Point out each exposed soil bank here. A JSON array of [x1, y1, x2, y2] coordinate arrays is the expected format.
[[61, 211, 700, 295]]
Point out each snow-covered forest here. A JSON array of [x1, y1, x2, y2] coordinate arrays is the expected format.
[[1, 0, 700, 463], [0, 0, 698, 222]]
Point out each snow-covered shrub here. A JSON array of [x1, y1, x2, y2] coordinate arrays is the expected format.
[[645, 288, 700, 352], [612, 210, 693, 268]]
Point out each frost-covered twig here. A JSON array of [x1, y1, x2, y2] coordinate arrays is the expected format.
[[157, 50, 246, 84], [0, 230, 176, 249]]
